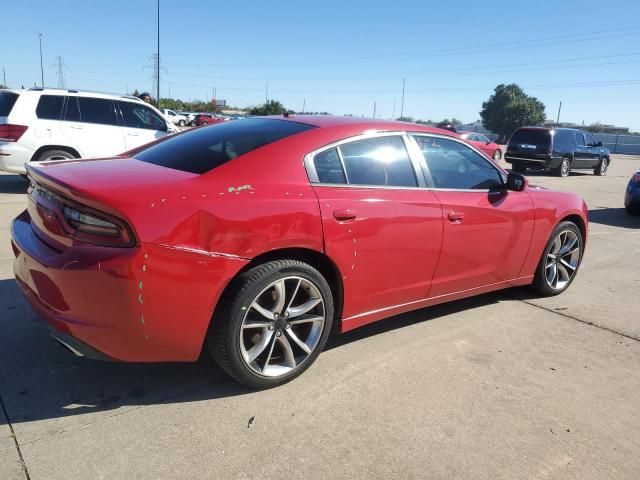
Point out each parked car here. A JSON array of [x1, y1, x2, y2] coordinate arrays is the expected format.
[[459, 131, 502, 161], [11, 116, 587, 388], [0, 88, 178, 174], [625, 170, 640, 215], [505, 127, 610, 177], [194, 113, 226, 126], [160, 108, 187, 127]]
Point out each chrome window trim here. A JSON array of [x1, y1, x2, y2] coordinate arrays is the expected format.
[[409, 132, 507, 191], [504, 156, 547, 163], [304, 131, 425, 189]]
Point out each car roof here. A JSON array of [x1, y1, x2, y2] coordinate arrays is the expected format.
[[267, 115, 460, 137], [21, 87, 144, 103]]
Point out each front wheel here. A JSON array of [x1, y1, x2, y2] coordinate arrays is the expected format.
[[531, 221, 584, 296], [594, 157, 608, 176], [178, 120, 186, 127], [209, 260, 334, 389]]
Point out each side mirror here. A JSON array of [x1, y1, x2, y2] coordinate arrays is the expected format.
[[486, 139, 491, 145], [596, 141, 603, 147], [506, 172, 527, 192]]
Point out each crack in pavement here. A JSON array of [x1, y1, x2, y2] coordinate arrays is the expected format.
[[0, 391, 31, 480]]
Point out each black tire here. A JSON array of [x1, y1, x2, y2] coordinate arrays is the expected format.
[[209, 259, 334, 389], [552, 157, 571, 177], [531, 221, 584, 297], [626, 205, 640, 216], [178, 120, 186, 127], [33, 149, 77, 163], [594, 157, 608, 176], [493, 149, 502, 161], [512, 162, 526, 173]]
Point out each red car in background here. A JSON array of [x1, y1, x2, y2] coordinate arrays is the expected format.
[[194, 114, 226, 127], [459, 131, 503, 162], [11, 117, 587, 388]]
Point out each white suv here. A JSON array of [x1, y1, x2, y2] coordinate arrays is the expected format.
[[0, 88, 178, 174], [160, 108, 188, 127]]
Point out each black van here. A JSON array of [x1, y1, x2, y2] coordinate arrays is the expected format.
[[505, 127, 610, 177]]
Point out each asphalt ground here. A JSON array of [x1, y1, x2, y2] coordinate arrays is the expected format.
[[0, 154, 639, 479]]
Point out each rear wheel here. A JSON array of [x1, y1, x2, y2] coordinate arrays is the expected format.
[[209, 259, 334, 389], [594, 157, 608, 176], [33, 149, 77, 163], [531, 221, 583, 296], [553, 157, 571, 177], [178, 120, 186, 127], [492, 149, 502, 161]]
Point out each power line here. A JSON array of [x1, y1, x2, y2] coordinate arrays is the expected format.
[[51, 56, 69, 89]]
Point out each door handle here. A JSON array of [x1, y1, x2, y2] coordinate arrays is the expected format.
[[333, 209, 357, 222], [447, 211, 465, 223], [127, 132, 140, 136], [69, 125, 83, 130]]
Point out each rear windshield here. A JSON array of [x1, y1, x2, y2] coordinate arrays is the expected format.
[[509, 129, 551, 147], [134, 118, 315, 174], [0, 91, 19, 117]]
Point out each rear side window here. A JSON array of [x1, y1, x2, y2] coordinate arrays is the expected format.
[[119, 101, 167, 131], [35, 95, 64, 120], [0, 91, 19, 116], [77, 97, 119, 126], [134, 118, 315, 174], [553, 130, 573, 151], [339, 136, 417, 187], [314, 148, 346, 184], [64, 96, 81, 122], [509, 129, 551, 148]]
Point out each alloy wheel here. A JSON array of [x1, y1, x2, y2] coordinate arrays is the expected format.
[[544, 230, 580, 290], [239, 276, 325, 377], [561, 158, 570, 177], [599, 159, 608, 175]]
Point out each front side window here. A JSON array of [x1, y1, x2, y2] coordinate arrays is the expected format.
[[119, 101, 167, 131], [585, 133, 596, 146], [77, 97, 119, 126], [35, 95, 64, 120], [338, 136, 417, 187], [574, 132, 585, 146], [476, 134, 489, 143], [413, 135, 503, 190]]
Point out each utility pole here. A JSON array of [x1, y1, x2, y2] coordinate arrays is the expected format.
[[265, 82, 269, 103], [392, 98, 396, 120], [302, 98, 306, 114], [156, 0, 160, 105], [39, 33, 45, 87], [2, 66, 6, 87], [372, 101, 377, 118], [400, 79, 406, 119], [556, 101, 562, 124], [52, 56, 68, 89]]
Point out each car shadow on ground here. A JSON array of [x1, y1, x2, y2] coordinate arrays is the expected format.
[[0, 174, 29, 194], [0, 276, 503, 426], [588, 207, 640, 229]]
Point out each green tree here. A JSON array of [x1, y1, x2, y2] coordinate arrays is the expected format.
[[249, 100, 288, 116], [480, 84, 545, 142], [396, 116, 414, 122], [0, 84, 8, 89], [586, 122, 605, 133]]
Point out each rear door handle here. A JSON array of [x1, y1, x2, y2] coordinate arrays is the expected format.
[[127, 132, 140, 136], [333, 209, 357, 222], [69, 125, 83, 130], [447, 211, 465, 223]]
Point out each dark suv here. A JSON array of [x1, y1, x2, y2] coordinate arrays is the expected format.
[[505, 127, 610, 177]]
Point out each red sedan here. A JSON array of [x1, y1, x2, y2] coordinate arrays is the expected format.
[[11, 117, 587, 388], [459, 131, 503, 162], [194, 114, 226, 127]]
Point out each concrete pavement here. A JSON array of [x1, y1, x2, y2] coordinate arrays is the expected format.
[[0, 155, 639, 479]]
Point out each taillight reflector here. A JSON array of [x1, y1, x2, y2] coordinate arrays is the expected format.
[[0, 124, 28, 142]]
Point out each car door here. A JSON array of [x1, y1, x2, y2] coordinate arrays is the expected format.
[[411, 134, 535, 297], [584, 132, 600, 167], [306, 133, 444, 322], [117, 101, 170, 150], [572, 131, 590, 168], [474, 134, 493, 157], [60, 96, 126, 158]]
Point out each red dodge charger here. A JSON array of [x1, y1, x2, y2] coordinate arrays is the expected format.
[[11, 116, 587, 388]]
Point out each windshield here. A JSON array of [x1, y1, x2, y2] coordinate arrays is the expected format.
[[134, 118, 315, 174]]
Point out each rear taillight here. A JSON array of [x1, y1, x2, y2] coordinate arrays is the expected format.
[[632, 173, 640, 182], [0, 124, 28, 142]]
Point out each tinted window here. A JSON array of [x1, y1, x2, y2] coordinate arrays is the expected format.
[[77, 97, 118, 126], [0, 91, 19, 116], [476, 134, 489, 143], [585, 133, 596, 146], [119, 101, 167, 131], [314, 148, 346, 184], [553, 130, 573, 151], [509, 129, 551, 148], [134, 118, 315, 174], [35, 95, 64, 120], [413, 135, 503, 190], [338, 136, 417, 187], [574, 132, 585, 146], [64, 96, 81, 122]]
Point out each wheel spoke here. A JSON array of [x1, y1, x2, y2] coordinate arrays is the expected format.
[[251, 301, 274, 320], [242, 320, 273, 330], [262, 335, 278, 371], [560, 236, 577, 256], [557, 263, 570, 283], [546, 263, 557, 287], [273, 279, 286, 315], [286, 328, 311, 354], [284, 279, 302, 313], [289, 315, 324, 326], [288, 298, 322, 317], [247, 330, 274, 363], [278, 335, 297, 368], [559, 258, 577, 272], [550, 236, 562, 255]]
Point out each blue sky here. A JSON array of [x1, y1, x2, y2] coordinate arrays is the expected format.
[[3, 0, 640, 129]]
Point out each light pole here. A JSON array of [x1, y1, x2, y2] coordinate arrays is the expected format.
[[400, 79, 406, 119], [39, 33, 44, 87], [156, 0, 160, 104]]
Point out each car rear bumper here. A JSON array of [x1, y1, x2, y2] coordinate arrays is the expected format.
[[625, 183, 640, 208], [11, 209, 249, 362], [504, 155, 563, 169], [0, 142, 32, 174]]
